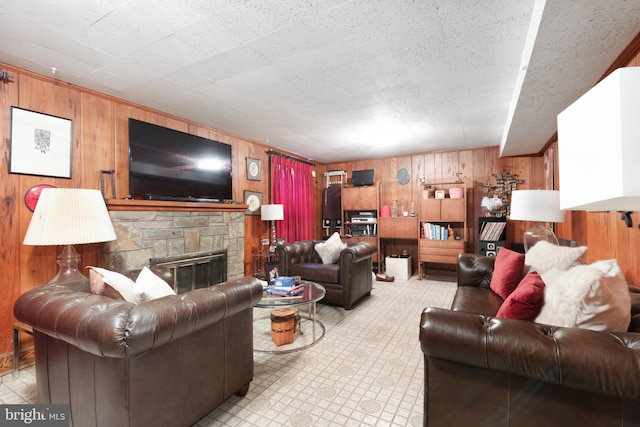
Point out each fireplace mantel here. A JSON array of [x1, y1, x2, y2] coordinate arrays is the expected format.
[[106, 199, 248, 213]]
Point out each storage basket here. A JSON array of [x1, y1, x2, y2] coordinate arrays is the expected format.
[[448, 187, 463, 199], [270, 308, 297, 346]]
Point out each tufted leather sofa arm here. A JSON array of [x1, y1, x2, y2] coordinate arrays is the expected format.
[[457, 252, 495, 289], [340, 241, 378, 264], [420, 306, 640, 401], [14, 276, 264, 358]]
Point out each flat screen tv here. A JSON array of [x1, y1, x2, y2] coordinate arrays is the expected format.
[[352, 169, 374, 186], [128, 118, 232, 202]]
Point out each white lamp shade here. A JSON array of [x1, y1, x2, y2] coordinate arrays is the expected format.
[[23, 188, 116, 245], [509, 190, 565, 223], [261, 204, 284, 221], [558, 66, 640, 211]]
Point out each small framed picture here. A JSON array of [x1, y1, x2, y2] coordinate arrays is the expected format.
[[265, 261, 280, 286], [244, 190, 262, 215], [435, 190, 446, 199], [260, 238, 270, 246], [246, 157, 261, 181]]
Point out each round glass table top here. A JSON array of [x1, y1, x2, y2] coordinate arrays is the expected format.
[[255, 281, 326, 308]]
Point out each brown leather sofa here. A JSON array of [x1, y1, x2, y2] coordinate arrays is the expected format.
[[275, 240, 377, 310], [420, 253, 640, 427], [14, 274, 264, 427]]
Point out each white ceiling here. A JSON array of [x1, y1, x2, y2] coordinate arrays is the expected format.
[[1, 1, 639, 163]]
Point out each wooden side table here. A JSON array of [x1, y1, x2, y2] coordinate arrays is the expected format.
[[13, 322, 33, 379]]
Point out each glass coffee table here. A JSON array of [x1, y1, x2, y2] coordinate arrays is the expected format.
[[254, 281, 326, 354]]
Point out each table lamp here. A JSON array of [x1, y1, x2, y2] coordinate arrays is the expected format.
[[23, 188, 117, 284], [261, 204, 284, 252], [509, 190, 565, 252]]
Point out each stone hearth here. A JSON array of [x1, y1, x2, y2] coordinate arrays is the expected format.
[[103, 209, 244, 280]]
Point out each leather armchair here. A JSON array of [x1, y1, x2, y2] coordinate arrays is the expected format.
[[275, 240, 377, 310], [419, 253, 640, 427], [14, 274, 264, 427]]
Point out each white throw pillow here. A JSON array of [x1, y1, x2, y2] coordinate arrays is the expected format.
[[135, 267, 177, 302], [524, 241, 587, 274], [88, 266, 137, 302], [314, 232, 347, 264], [536, 259, 631, 332]]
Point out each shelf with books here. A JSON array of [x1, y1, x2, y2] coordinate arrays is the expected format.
[[418, 182, 467, 279]]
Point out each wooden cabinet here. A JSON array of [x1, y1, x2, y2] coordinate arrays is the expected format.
[[419, 240, 465, 264], [418, 182, 467, 278], [341, 185, 379, 262], [421, 198, 465, 222], [342, 185, 377, 211], [379, 217, 418, 239]]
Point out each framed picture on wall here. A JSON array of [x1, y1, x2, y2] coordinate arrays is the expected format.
[[246, 157, 261, 181], [244, 190, 262, 215], [9, 107, 73, 178]]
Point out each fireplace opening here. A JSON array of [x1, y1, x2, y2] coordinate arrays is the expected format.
[[150, 251, 227, 294]]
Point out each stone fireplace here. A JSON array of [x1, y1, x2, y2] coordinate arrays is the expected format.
[[102, 201, 245, 282]]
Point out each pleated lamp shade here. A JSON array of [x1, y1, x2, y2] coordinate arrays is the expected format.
[[23, 188, 116, 284], [23, 188, 116, 245]]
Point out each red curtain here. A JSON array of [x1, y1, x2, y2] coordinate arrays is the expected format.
[[270, 155, 314, 243]]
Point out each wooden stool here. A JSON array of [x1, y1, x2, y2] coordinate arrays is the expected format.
[[13, 322, 33, 379]]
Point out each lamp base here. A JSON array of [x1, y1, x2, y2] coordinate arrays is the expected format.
[[523, 223, 559, 252], [269, 220, 278, 252], [48, 244, 88, 284]]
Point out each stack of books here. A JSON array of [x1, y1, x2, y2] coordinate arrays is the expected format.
[[266, 276, 305, 297]]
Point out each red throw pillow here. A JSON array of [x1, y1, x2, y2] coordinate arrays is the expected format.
[[496, 272, 546, 320], [490, 248, 525, 299]]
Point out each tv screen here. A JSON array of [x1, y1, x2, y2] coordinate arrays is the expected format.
[[128, 118, 232, 202], [352, 169, 374, 186]]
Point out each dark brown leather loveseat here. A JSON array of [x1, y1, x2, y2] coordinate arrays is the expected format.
[[419, 253, 640, 427], [275, 240, 377, 310], [14, 274, 264, 427]]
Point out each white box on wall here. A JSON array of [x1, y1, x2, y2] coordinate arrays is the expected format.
[[385, 256, 412, 280]]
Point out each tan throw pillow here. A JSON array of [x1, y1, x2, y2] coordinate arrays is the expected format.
[[88, 266, 136, 302], [536, 260, 631, 332], [135, 267, 176, 302], [314, 232, 347, 264], [524, 241, 586, 274]]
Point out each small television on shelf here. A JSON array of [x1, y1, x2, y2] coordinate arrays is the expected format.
[[128, 118, 232, 202], [352, 169, 374, 186]]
